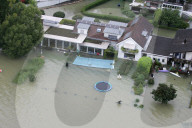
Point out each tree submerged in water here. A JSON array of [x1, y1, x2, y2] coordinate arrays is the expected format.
[[151, 83, 177, 104]]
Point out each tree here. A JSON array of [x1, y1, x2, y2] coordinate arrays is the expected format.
[[53, 11, 65, 18], [136, 57, 152, 78], [151, 83, 177, 104], [0, 2, 43, 58], [155, 8, 189, 29]]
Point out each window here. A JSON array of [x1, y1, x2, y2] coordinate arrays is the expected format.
[[153, 58, 155, 60], [162, 59, 165, 62], [158, 59, 160, 62]]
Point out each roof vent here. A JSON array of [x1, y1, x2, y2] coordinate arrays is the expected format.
[[97, 28, 101, 33]]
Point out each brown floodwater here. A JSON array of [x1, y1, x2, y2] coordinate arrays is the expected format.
[[141, 72, 192, 127]]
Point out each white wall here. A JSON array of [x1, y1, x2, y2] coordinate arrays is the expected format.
[[77, 28, 88, 35], [146, 53, 168, 65], [117, 38, 143, 61], [185, 52, 192, 60]]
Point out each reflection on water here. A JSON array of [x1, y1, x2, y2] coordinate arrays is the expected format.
[[141, 72, 192, 127], [55, 65, 110, 126]]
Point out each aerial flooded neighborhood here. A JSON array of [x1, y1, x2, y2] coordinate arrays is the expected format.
[[0, 0, 192, 128]]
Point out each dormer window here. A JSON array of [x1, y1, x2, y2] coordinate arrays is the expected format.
[[97, 28, 101, 33], [183, 38, 187, 44], [142, 30, 148, 37]]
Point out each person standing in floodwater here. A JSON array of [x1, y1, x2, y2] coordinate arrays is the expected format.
[[66, 62, 69, 68]]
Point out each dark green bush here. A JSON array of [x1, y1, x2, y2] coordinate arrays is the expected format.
[[139, 104, 144, 108], [134, 74, 145, 86], [53, 11, 65, 18], [170, 66, 177, 72], [135, 99, 140, 103], [29, 74, 36, 82], [148, 77, 154, 85], [40, 9, 45, 15], [134, 104, 138, 107], [132, 71, 139, 79], [60, 19, 76, 26], [133, 83, 144, 95], [104, 47, 116, 59], [72, 14, 83, 20]]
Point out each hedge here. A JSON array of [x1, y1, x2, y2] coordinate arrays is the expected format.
[[60, 19, 76, 26], [81, 0, 133, 23]]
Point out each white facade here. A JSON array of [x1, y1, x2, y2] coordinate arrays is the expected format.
[[185, 52, 192, 61], [146, 53, 169, 65], [117, 38, 143, 61]]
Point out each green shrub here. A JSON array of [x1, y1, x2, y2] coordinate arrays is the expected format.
[[132, 71, 139, 79], [139, 104, 144, 108], [60, 19, 76, 26], [72, 14, 83, 20], [170, 66, 177, 72], [135, 99, 140, 103], [13, 57, 45, 84], [122, 9, 135, 18], [53, 11, 65, 18], [29, 74, 36, 82], [118, 60, 133, 75], [148, 78, 154, 85], [133, 83, 144, 95], [136, 57, 152, 78], [134, 104, 138, 107], [40, 9, 45, 15], [134, 74, 145, 86], [104, 47, 116, 59]]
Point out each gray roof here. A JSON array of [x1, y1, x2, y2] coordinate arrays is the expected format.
[[77, 23, 90, 29], [171, 29, 192, 53], [82, 16, 95, 22], [108, 21, 128, 27], [103, 27, 125, 35], [146, 36, 173, 56]]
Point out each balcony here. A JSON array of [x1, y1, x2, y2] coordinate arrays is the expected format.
[[121, 47, 139, 54]]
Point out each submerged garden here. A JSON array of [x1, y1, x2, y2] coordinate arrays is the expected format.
[[0, 0, 192, 128]]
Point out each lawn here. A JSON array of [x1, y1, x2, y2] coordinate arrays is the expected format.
[[88, 0, 129, 18], [153, 27, 177, 38]]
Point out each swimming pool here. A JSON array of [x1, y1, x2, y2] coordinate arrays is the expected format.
[[73, 56, 114, 69]]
